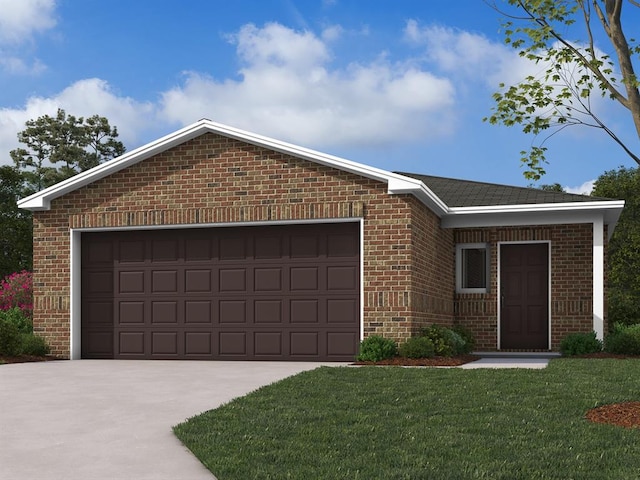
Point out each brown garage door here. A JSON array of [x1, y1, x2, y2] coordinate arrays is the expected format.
[[81, 223, 360, 361]]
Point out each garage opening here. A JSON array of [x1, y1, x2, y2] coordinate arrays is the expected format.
[[81, 222, 360, 361]]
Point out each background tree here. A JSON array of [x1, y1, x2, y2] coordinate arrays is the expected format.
[[10, 109, 125, 195], [592, 166, 640, 325], [0, 166, 32, 278], [486, 0, 640, 180]]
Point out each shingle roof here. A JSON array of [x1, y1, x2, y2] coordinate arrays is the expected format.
[[396, 172, 612, 208]]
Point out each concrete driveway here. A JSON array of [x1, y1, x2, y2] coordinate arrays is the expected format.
[[0, 360, 332, 480]]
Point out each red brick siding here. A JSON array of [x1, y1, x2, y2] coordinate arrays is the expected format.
[[454, 224, 595, 350], [33, 132, 439, 357]]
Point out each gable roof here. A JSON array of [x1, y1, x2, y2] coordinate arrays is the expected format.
[[397, 172, 610, 207], [17, 119, 447, 215], [17, 119, 624, 232]]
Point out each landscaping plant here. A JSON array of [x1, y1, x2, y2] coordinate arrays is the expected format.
[[0, 270, 33, 319], [356, 335, 397, 362], [605, 323, 640, 355], [398, 336, 435, 359], [559, 331, 602, 356]]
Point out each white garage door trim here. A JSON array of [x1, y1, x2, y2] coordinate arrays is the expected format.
[[69, 218, 364, 360]]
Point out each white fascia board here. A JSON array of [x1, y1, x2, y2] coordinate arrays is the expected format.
[[18, 121, 209, 211], [441, 200, 624, 230], [17, 119, 439, 213]]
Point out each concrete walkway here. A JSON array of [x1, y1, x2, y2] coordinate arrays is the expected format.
[[461, 353, 558, 369], [0, 360, 335, 480]]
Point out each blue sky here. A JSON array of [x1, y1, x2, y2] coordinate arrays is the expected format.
[[0, 0, 638, 193]]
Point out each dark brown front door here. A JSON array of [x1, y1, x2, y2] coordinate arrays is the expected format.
[[81, 223, 360, 361], [500, 243, 549, 349]]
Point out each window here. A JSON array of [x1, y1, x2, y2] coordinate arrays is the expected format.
[[456, 243, 490, 293]]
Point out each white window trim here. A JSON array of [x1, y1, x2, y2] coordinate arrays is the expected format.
[[455, 243, 490, 294]]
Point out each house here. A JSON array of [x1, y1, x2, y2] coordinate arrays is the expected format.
[[18, 119, 624, 361]]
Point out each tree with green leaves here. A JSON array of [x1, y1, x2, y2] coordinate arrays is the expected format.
[[592, 165, 640, 325], [0, 166, 32, 278], [486, 0, 640, 180], [10, 108, 125, 194]]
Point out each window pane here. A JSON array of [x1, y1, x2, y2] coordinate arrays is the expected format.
[[462, 248, 486, 289]]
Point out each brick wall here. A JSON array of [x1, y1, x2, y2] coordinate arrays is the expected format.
[[33, 132, 448, 357], [454, 224, 595, 350]]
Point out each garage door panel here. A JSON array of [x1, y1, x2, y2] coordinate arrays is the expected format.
[[255, 300, 283, 323], [254, 332, 283, 355], [219, 237, 246, 260], [119, 302, 145, 324], [152, 239, 179, 262], [327, 266, 357, 290], [85, 241, 113, 264], [327, 299, 358, 323], [85, 301, 114, 324], [185, 301, 212, 323], [219, 332, 247, 355], [119, 240, 145, 263], [219, 269, 246, 291], [185, 332, 212, 355], [185, 269, 211, 292], [119, 271, 145, 293], [290, 267, 319, 290], [291, 299, 319, 323], [118, 331, 145, 355], [254, 268, 282, 291], [152, 270, 178, 293], [327, 332, 358, 356], [151, 332, 178, 355], [152, 301, 178, 324], [290, 332, 319, 356], [327, 233, 358, 257], [185, 238, 211, 261], [290, 235, 319, 258], [84, 271, 113, 294], [219, 300, 247, 323], [82, 222, 360, 361]]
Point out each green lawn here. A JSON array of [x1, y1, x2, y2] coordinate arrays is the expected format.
[[174, 359, 640, 479]]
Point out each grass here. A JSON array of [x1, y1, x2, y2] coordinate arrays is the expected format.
[[174, 359, 640, 479]]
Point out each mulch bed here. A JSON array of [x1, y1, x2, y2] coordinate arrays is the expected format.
[[586, 402, 640, 429], [0, 355, 61, 364], [353, 354, 481, 367]]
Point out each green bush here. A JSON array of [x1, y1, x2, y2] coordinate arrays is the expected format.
[[356, 335, 397, 362], [418, 324, 474, 357], [451, 325, 475, 354], [399, 336, 435, 359], [20, 334, 50, 356], [559, 331, 602, 356], [0, 307, 33, 334], [604, 323, 640, 355], [0, 319, 22, 356]]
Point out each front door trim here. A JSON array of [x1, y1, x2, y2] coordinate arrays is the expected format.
[[497, 240, 551, 350]]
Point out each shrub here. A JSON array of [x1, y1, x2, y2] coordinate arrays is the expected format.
[[451, 325, 475, 354], [418, 324, 473, 357], [0, 271, 33, 319], [0, 307, 33, 334], [356, 335, 397, 362], [20, 334, 50, 356], [0, 319, 22, 356], [604, 323, 640, 355], [559, 331, 602, 356], [399, 336, 435, 359]]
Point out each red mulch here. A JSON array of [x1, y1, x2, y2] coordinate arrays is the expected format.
[[353, 354, 481, 367], [586, 402, 640, 429], [0, 355, 61, 364]]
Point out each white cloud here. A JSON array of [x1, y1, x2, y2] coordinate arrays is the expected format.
[[161, 23, 456, 148], [0, 78, 155, 165], [565, 180, 594, 195], [404, 21, 535, 89], [0, 0, 57, 44]]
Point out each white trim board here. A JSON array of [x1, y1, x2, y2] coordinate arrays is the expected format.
[[68, 218, 365, 360]]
